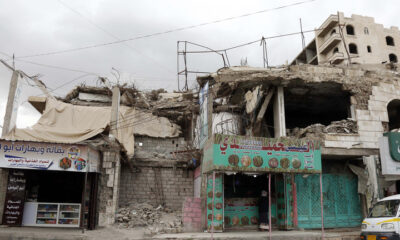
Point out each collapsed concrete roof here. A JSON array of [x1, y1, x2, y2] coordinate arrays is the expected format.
[[196, 64, 399, 154], [198, 64, 400, 112]]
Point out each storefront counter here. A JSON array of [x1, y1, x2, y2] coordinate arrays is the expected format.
[[224, 198, 259, 227], [22, 202, 81, 227]]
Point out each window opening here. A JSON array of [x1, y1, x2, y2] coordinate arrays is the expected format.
[[386, 36, 395, 46], [349, 43, 358, 54], [387, 99, 400, 130], [346, 25, 355, 35], [389, 53, 398, 63]]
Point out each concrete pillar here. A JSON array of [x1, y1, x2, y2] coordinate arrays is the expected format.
[[0, 169, 9, 224], [98, 151, 121, 227], [273, 86, 286, 137]]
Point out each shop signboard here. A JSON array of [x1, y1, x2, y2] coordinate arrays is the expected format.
[[379, 136, 400, 175], [384, 132, 400, 162], [0, 140, 100, 172], [2, 170, 26, 226], [202, 134, 322, 173]]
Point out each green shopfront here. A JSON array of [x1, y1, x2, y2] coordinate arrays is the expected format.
[[202, 134, 363, 231]]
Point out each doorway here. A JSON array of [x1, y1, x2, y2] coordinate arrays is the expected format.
[[223, 173, 279, 230]]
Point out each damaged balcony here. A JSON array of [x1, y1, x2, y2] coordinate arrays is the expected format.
[[328, 52, 345, 64], [319, 33, 341, 54]]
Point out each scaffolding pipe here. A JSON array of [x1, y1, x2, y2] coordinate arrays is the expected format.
[[269, 173, 272, 240], [320, 173, 324, 240]]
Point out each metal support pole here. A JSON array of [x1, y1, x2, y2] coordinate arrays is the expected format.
[[211, 171, 216, 240], [320, 173, 324, 240], [80, 148, 90, 233], [291, 173, 298, 228], [269, 173, 272, 240]]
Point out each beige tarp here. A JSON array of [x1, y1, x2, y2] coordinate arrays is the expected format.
[[5, 98, 136, 154], [5, 98, 181, 156], [132, 111, 181, 138]]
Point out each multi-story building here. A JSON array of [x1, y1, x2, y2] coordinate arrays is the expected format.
[[292, 12, 400, 65]]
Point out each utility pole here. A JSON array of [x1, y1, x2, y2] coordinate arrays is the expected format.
[[1, 63, 20, 138], [109, 86, 120, 138]]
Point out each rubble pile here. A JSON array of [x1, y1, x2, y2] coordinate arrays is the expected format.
[[116, 202, 183, 235], [289, 119, 357, 139], [325, 119, 358, 134]]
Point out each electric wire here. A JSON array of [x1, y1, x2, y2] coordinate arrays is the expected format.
[[57, 0, 176, 75], [17, 0, 317, 59]]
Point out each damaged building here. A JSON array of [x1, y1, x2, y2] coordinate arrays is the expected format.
[[194, 63, 400, 231], [3, 63, 400, 234], [0, 84, 198, 234], [292, 12, 400, 65]]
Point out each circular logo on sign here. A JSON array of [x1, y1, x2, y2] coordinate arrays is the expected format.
[[228, 154, 239, 166], [253, 156, 263, 167], [280, 158, 290, 169], [59, 157, 71, 169], [68, 146, 80, 160], [241, 155, 251, 167], [292, 158, 301, 169], [74, 158, 86, 170], [268, 158, 278, 168]]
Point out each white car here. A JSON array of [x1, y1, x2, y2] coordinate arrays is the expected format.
[[361, 195, 400, 240]]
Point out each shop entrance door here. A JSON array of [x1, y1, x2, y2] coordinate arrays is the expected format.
[[295, 174, 362, 228]]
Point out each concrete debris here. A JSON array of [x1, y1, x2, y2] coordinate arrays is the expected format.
[[116, 202, 183, 236], [288, 119, 357, 139]]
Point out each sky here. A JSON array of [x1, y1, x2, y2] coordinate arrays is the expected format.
[[0, 0, 399, 129]]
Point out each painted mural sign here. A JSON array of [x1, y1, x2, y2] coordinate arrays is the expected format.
[[224, 198, 259, 227], [206, 173, 223, 232], [203, 134, 322, 173], [0, 140, 100, 172]]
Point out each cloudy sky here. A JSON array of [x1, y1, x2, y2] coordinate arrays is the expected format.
[[0, 0, 399, 129]]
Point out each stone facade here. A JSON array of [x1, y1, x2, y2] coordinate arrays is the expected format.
[[98, 150, 121, 226], [134, 136, 188, 159], [119, 166, 194, 211]]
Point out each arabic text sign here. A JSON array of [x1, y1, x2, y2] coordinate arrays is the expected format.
[[205, 134, 321, 173], [2, 170, 26, 226], [0, 140, 100, 172]]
